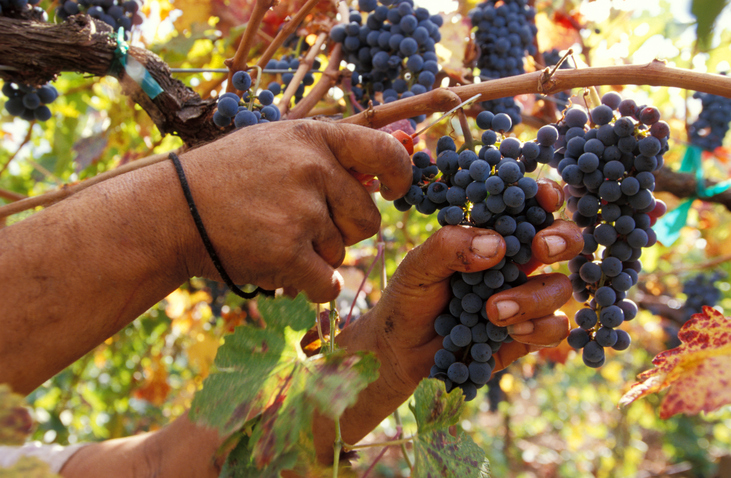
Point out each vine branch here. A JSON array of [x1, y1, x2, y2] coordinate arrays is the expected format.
[[338, 60, 731, 129], [0, 15, 220, 147], [278, 32, 327, 116], [653, 167, 731, 212], [0, 125, 33, 177], [255, 0, 325, 76], [226, 0, 277, 93]]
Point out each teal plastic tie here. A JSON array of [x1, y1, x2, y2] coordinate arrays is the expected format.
[[654, 145, 731, 245], [111, 28, 163, 100]]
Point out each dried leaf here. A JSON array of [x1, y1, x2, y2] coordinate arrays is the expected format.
[[0, 385, 32, 446], [72, 134, 107, 172], [620, 306, 731, 418], [189, 295, 314, 435], [411, 379, 490, 478]]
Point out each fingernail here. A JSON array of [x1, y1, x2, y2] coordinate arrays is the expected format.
[[496, 300, 519, 320], [546, 187, 561, 209], [544, 236, 567, 256], [472, 234, 501, 257], [507, 321, 534, 335]]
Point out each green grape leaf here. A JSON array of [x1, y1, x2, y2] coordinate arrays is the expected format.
[[411, 379, 490, 478], [250, 351, 379, 468], [189, 295, 314, 435], [0, 457, 60, 478], [0, 385, 33, 446], [412, 378, 465, 434], [304, 351, 380, 419], [691, 0, 730, 51]]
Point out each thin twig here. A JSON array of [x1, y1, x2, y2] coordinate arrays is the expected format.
[[0, 126, 33, 177], [0, 150, 176, 219], [457, 107, 473, 151], [286, 43, 344, 119], [392, 410, 413, 470], [278, 33, 327, 116], [347, 436, 415, 450], [360, 443, 390, 478], [25, 157, 63, 186], [226, 0, 277, 93], [0, 188, 27, 202], [344, 244, 383, 328], [255, 0, 325, 77], [316, 303, 325, 344], [328, 300, 342, 478]]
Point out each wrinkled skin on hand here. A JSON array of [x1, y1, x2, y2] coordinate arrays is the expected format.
[[180, 120, 413, 303], [312, 179, 583, 463]]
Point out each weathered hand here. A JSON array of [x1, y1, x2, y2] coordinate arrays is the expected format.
[[179, 120, 412, 303], [312, 180, 582, 463]]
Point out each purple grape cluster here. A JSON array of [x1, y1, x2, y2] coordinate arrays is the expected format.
[[2, 82, 57, 122], [329, 0, 443, 129], [56, 0, 143, 39], [681, 271, 725, 321], [468, 0, 538, 128], [689, 77, 731, 152], [557, 92, 668, 367], [394, 112, 559, 400], [0, 0, 41, 16], [213, 71, 281, 129]]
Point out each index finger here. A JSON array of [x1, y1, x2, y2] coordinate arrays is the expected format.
[[313, 122, 413, 200]]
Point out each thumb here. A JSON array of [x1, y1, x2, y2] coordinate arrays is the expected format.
[[389, 226, 507, 290], [375, 226, 505, 349]]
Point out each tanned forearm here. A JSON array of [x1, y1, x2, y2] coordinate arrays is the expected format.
[[0, 159, 195, 394]]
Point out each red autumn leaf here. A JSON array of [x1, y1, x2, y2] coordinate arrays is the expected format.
[[620, 306, 731, 419]]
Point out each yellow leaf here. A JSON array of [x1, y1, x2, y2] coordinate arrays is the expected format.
[[0, 385, 32, 446], [620, 307, 731, 418], [172, 0, 214, 33], [187, 333, 221, 378]]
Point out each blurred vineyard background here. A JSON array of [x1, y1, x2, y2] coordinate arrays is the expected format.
[[2, 0, 731, 476]]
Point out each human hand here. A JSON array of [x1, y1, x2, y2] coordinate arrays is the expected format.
[[178, 120, 412, 303], [311, 180, 582, 462], [370, 180, 583, 387]]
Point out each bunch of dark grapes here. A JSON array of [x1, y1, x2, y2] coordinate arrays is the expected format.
[[559, 92, 668, 367], [541, 49, 574, 107], [329, 0, 443, 129], [262, 54, 320, 106], [2, 82, 58, 122], [681, 271, 725, 321], [469, 0, 537, 128], [56, 0, 143, 38], [213, 70, 281, 128], [689, 78, 731, 152], [0, 0, 41, 15], [394, 111, 559, 400]]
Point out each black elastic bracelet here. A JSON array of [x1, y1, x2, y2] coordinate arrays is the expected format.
[[169, 152, 273, 300]]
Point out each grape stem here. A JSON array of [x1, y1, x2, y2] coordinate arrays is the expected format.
[[286, 43, 344, 120], [278, 33, 328, 117], [457, 107, 474, 152], [226, 0, 277, 93], [0, 125, 32, 178], [254, 0, 326, 80], [328, 300, 342, 478], [343, 241, 384, 328]]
